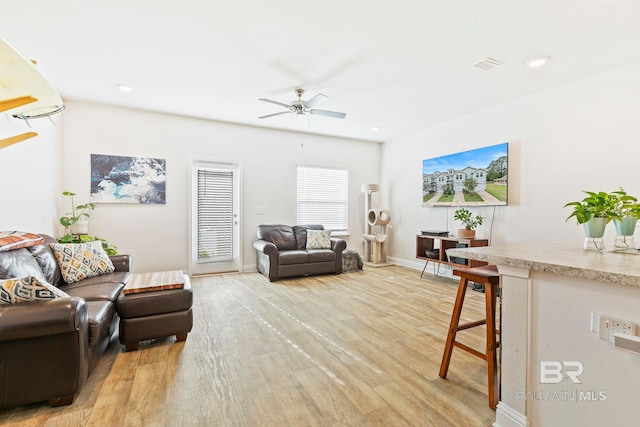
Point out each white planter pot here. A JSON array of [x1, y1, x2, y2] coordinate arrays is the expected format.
[[70, 220, 89, 235]]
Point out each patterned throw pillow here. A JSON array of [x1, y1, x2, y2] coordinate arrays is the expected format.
[[0, 276, 69, 304], [306, 229, 332, 249], [49, 241, 115, 284], [0, 231, 45, 252]]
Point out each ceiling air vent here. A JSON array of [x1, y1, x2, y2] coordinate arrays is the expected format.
[[473, 57, 505, 71]]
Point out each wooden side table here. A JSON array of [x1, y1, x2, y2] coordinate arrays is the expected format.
[[416, 234, 488, 277]]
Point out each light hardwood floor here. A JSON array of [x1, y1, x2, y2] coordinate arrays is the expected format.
[[0, 265, 496, 426]]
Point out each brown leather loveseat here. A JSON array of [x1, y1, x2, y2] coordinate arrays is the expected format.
[[252, 224, 346, 281], [0, 234, 130, 409]]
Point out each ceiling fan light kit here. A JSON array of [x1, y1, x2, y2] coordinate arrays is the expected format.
[[0, 38, 65, 149], [258, 88, 346, 120]]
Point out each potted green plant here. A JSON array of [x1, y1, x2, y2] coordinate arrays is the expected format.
[[609, 188, 640, 249], [564, 190, 617, 251], [453, 208, 484, 238], [59, 191, 95, 235], [57, 191, 117, 255], [564, 191, 617, 224]]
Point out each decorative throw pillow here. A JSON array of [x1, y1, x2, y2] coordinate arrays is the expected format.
[[306, 229, 332, 249], [0, 231, 45, 252], [49, 241, 115, 284], [0, 276, 69, 304]]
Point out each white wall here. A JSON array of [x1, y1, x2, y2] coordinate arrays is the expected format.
[[0, 115, 61, 234], [530, 271, 640, 426], [9, 57, 640, 273], [60, 101, 379, 273], [380, 55, 640, 427], [381, 58, 640, 267]]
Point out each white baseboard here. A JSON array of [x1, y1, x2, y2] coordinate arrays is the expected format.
[[388, 257, 456, 279], [242, 258, 457, 277], [388, 256, 423, 270], [493, 402, 527, 427]]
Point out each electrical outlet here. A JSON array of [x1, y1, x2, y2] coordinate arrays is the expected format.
[[598, 315, 636, 342], [610, 318, 636, 343], [599, 316, 611, 341]]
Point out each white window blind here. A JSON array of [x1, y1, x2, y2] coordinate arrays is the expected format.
[[197, 168, 234, 263], [297, 166, 348, 233]]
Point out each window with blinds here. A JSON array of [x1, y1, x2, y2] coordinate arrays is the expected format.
[[297, 166, 348, 233], [196, 168, 234, 263]]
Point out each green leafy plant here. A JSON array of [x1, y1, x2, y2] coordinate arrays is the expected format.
[[609, 187, 640, 219], [57, 191, 116, 255], [57, 234, 118, 255], [453, 208, 484, 230], [564, 191, 618, 224], [59, 191, 95, 234]]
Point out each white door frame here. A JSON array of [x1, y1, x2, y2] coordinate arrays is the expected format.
[[189, 159, 242, 275]]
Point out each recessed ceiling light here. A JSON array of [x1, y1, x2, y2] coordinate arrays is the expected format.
[[116, 84, 133, 92], [526, 57, 550, 69], [370, 126, 380, 132]]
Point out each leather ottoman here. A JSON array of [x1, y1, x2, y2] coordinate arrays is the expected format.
[[116, 274, 193, 351]]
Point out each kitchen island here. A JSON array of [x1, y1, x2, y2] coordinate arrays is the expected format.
[[447, 242, 640, 427]]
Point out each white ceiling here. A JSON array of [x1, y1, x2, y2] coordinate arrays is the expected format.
[[2, 0, 640, 142]]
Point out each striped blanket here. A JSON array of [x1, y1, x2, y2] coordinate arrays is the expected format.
[[0, 231, 45, 252]]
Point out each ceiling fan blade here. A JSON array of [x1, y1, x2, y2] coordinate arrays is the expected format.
[[258, 111, 293, 119], [258, 98, 291, 109], [304, 93, 329, 108], [309, 109, 346, 119]]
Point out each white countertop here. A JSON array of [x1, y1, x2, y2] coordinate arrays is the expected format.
[[447, 242, 640, 288]]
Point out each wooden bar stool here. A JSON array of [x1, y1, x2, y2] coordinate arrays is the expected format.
[[439, 264, 500, 410]]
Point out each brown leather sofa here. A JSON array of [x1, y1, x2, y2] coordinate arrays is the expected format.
[[252, 224, 346, 281], [0, 234, 130, 409]]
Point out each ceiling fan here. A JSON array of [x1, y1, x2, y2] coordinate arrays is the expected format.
[[258, 88, 346, 120]]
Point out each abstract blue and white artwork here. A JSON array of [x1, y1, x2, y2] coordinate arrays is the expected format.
[[90, 154, 166, 204]]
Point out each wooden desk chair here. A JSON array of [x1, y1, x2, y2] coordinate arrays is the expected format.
[[439, 264, 500, 410]]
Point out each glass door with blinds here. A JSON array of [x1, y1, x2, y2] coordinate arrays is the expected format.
[[190, 161, 241, 275]]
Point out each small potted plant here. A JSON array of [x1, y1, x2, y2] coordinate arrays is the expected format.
[[453, 208, 484, 238], [564, 190, 617, 251], [59, 191, 95, 235], [564, 191, 617, 225], [57, 191, 117, 255], [609, 188, 640, 249]]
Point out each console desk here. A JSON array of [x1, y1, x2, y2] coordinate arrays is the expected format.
[[416, 234, 488, 276]]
